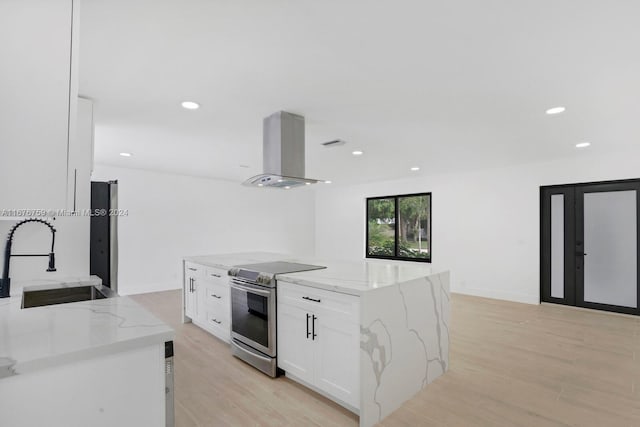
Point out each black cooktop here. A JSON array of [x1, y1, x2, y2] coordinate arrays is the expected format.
[[233, 261, 326, 276]]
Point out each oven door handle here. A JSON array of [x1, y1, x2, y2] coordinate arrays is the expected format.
[[230, 282, 272, 297]]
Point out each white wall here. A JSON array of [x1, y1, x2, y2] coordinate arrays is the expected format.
[[315, 149, 640, 304], [91, 165, 316, 295], [0, 216, 90, 283]]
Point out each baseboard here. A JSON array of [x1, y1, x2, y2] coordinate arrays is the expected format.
[[452, 287, 540, 305]]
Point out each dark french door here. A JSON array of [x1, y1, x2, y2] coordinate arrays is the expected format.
[[541, 179, 640, 315]]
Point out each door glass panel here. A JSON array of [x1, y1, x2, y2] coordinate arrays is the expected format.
[[551, 194, 565, 299], [583, 190, 637, 308]]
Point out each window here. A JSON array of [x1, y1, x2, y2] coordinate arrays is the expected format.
[[366, 193, 431, 262]]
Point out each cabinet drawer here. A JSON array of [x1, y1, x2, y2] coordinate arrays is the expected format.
[[278, 281, 360, 322], [204, 282, 230, 310], [204, 308, 230, 340], [205, 267, 229, 286], [184, 262, 204, 278]]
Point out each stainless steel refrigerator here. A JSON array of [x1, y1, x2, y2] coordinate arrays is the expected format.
[[90, 180, 118, 292]]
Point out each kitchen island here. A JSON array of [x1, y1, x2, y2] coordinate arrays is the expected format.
[[183, 253, 450, 427], [0, 277, 174, 427]]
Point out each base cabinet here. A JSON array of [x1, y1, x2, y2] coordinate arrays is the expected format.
[[183, 262, 230, 342], [277, 281, 360, 410], [184, 263, 201, 321], [0, 344, 166, 427], [199, 266, 231, 341], [314, 310, 360, 407], [277, 302, 315, 384]]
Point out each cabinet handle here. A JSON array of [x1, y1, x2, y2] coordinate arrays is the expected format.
[[211, 273, 222, 278], [211, 294, 221, 299], [306, 313, 311, 339], [302, 296, 321, 303], [73, 168, 77, 212], [190, 278, 194, 292], [188, 267, 197, 271], [211, 318, 221, 324], [312, 315, 317, 340]]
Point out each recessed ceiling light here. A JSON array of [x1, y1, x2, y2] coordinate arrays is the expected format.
[[119, 152, 132, 157], [257, 183, 264, 187], [284, 186, 291, 189], [277, 179, 284, 183], [324, 180, 332, 184], [352, 150, 364, 156], [305, 182, 311, 185], [410, 167, 420, 171], [546, 106, 566, 115], [181, 101, 200, 110], [575, 142, 591, 148]]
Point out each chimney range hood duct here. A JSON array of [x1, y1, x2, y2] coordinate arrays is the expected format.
[[243, 111, 321, 189]]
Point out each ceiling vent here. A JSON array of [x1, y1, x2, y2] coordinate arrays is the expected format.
[[321, 139, 346, 147]]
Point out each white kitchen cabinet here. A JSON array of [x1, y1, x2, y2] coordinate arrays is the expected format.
[[0, 0, 80, 211], [183, 263, 231, 342], [277, 302, 315, 384], [198, 266, 231, 342], [184, 262, 202, 321], [314, 310, 360, 407], [67, 97, 95, 212], [277, 281, 360, 410]]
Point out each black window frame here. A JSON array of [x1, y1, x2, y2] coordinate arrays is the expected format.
[[366, 192, 432, 263]]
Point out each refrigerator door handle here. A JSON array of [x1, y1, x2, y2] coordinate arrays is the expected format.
[[109, 181, 118, 294]]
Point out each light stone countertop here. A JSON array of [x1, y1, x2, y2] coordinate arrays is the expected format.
[[276, 259, 446, 296], [184, 252, 447, 296], [183, 252, 290, 271], [0, 277, 174, 379]]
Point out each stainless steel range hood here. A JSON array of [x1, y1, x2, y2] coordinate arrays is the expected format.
[[243, 111, 321, 189]]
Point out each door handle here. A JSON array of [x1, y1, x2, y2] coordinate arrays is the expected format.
[[312, 315, 317, 340], [211, 294, 221, 299], [576, 252, 588, 256], [306, 313, 311, 339], [302, 296, 321, 303]]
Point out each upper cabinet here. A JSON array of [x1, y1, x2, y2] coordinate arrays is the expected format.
[[70, 97, 94, 213], [0, 0, 81, 211]]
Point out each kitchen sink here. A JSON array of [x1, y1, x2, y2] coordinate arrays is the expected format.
[[22, 284, 117, 309]]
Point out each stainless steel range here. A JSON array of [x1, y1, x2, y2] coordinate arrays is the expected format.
[[228, 261, 326, 377]]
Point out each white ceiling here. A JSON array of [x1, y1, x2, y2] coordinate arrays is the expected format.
[[79, 0, 640, 185]]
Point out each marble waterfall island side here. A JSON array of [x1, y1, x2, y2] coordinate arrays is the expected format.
[[277, 264, 450, 427], [360, 271, 450, 426]]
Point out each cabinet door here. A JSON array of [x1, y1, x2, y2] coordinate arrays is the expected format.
[[0, 0, 75, 210], [184, 273, 198, 320], [68, 97, 94, 212], [277, 303, 314, 384], [314, 312, 360, 409]]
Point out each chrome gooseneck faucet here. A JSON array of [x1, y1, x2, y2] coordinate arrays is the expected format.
[[0, 218, 57, 298]]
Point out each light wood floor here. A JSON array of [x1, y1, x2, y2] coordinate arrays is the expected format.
[[131, 291, 640, 427]]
